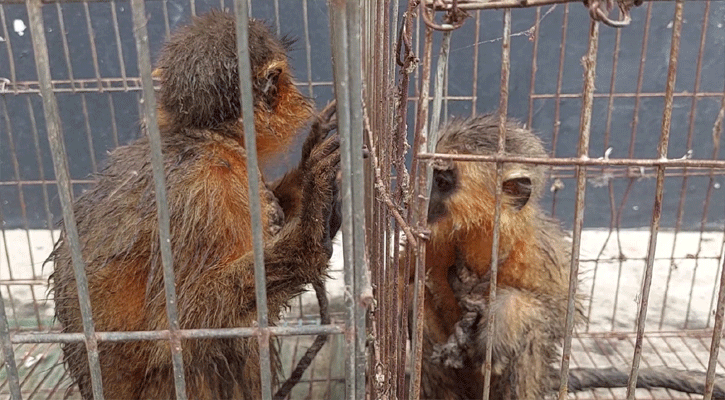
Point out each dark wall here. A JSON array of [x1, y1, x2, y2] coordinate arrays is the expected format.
[[1, 0, 724, 231]]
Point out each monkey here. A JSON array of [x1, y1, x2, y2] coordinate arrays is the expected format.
[[48, 10, 341, 400], [403, 113, 578, 400], [407, 114, 725, 399]]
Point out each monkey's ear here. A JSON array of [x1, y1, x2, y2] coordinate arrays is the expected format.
[[261, 66, 282, 109], [502, 176, 532, 211]]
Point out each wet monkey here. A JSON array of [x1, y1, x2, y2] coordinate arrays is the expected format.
[[49, 10, 341, 400], [409, 114, 725, 399], [404, 114, 577, 400]]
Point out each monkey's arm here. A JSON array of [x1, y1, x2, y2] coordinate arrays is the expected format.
[[175, 135, 339, 331], [271, 101, 340, 236]]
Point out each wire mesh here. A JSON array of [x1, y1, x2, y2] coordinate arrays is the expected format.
[[1, 0, 365, 399]]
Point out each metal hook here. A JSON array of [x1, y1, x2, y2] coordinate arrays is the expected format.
[[586, 0, 640, 28], [421, 0, 468, 32]]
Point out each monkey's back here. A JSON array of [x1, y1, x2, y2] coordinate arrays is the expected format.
[[49, 131, 282, 399]]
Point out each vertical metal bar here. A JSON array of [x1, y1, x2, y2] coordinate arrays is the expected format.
[[26, 0, 105, 398], [25, 96, 57, 243], [557, 18, 597, 400], [162, 0, 170, 38], [302, 0, 315, 98], [409, 12, 433, 399], [704, 251, 725, 400], [83, 1, 104, 92], [329, 2, 356, 398], [628, 0, 653, 161], [273, 0, 280, 36], [108, 95, 120, 148], [0, 187, 21, 330], [3, 99, 44, 329], [374, 1, 389, 386], [428, 31, 451, 162], [0, 289, 21, 400], [625, 1, 683, 398], [55, 3, 77, 93], [0, 5, 18, 93], [232, 1, 272, 398], [393, 2, 415, 395], [587, 6, 622, 333], [664, 0, 710, 330], [375, 0, 393, 394], [346, 4, 368, 398], [470, 11, 481, 115], [483, 10, 511, 400], [526, 6, 540, 129], [706, 86, 725, 329], [610, 1, 653, 330], [80, 95, 99, 174], [128, 0, 187, 399], [110, 0, 129, 92], [549, 3, 569, 217]]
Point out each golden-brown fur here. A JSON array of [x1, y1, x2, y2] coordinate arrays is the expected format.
[[48, 11, 338, 400], [407, 114, 584, 400]]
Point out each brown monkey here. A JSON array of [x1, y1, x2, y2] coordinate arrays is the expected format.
[[48, 10, 339, 400], [406, 114, 582, 400], [411, 114, 725, 399]]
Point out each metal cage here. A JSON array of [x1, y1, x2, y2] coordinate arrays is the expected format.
[[0, 0, 724, 399]]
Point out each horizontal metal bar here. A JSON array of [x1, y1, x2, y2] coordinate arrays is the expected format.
[[5, 82, 722, 100], [5, 77, 724, 99], [1, 79, 334, 95], [3, 168, 725, 188], [11, 324, 345, 344], [0, 0, 176, 4], [419, 153, 725, 169], [406, 92, 725, 101], [0, 180, 94, 186], [0, 0, 680, 6], [424, 0, 675, 10]]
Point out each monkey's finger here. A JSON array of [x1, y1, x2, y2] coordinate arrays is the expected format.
[[308, 133, 340, 166], [301, 111, 338, 166], [317, 119, 338, 138], [319, 99, 337, 123], [301, 126, 330, 166]]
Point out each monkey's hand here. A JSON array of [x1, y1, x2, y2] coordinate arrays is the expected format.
[[270, 101, 338, 232], [263, 185, 285, 236], [298, 130, 341, 261], [300, 100, 337, 166], [447, 253, 491, 313], [430, 310, 481, 369]]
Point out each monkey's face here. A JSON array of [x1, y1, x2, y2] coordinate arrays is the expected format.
[[427, 161, 536, 235], [428, 160, 460, 225]]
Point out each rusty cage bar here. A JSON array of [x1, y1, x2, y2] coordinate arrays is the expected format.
[[366, 0, 725, 399], [1, 0, 369, 399]]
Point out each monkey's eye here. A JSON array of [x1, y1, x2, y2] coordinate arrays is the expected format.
[[434, 170, 456, 193]]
